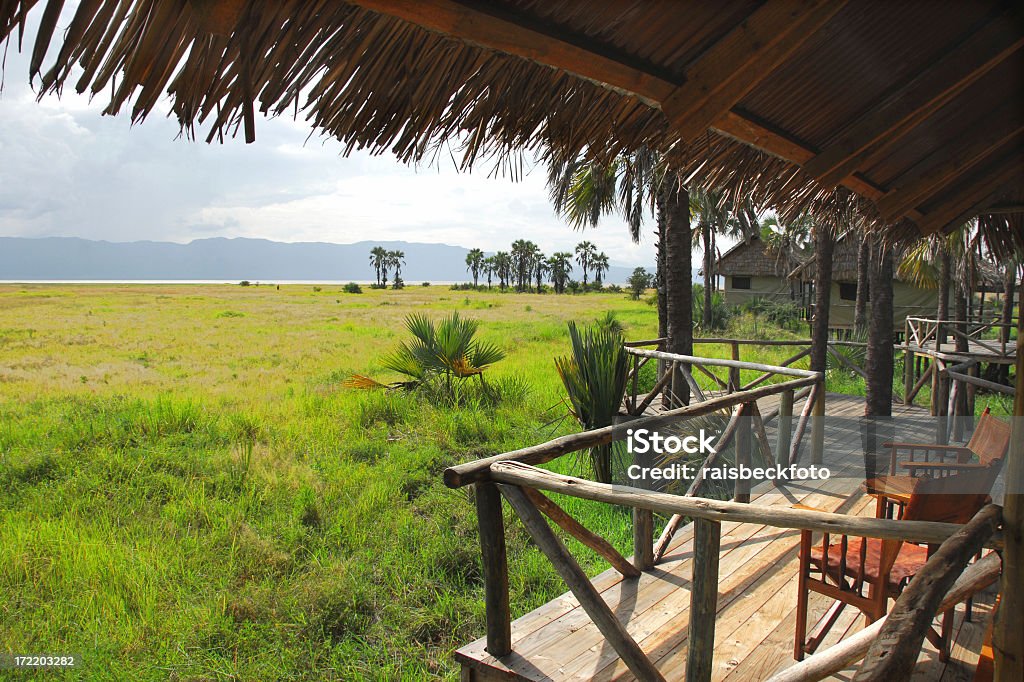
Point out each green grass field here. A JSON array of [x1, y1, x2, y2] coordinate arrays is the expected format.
[[0, 284, 1007, 680]]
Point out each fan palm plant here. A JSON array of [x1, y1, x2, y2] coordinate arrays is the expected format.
[[554, 321, 628, 483], [345, 313, 505, 402]]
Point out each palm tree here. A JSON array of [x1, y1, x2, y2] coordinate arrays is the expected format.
[[547, 252, 573, 293], [482, 256, 496, 289], [493, 251, 512, 290], [388, 250, 405, 287], [511, 239, 537, 291], [465, 248, 485, 287], [533, 248, 549, 292], [592, 252, 610, 286], [761, 212, 812, 302], [369, 246, 388, 287], [547, 149, 692, 404], [575, 241, 597, 287]]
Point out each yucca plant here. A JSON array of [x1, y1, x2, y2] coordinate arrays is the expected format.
[[345, 312, 505, 403], [555, 321, 629, 483]]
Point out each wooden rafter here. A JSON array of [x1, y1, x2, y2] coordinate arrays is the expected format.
[[803, 12, 1024, 189], [346, 0, 676, 106], [914, 150, 1024, 236], [876, 103, 1024, 221], [662, 0, 847, 142]]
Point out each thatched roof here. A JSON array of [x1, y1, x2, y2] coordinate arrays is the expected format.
[[716, 235, 807, 278], [2, 1, 1021, 254]]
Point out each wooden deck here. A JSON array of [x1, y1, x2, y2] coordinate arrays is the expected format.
[[456, 394, 998, 681]]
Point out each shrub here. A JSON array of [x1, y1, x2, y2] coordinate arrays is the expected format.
[[342, 282, 363, 294], [312, 286, 322, 292], [239, 280, 251, 287], [392, 276, 405, 290], [692, 284, 731, 331], [421, 281, 431, 287]]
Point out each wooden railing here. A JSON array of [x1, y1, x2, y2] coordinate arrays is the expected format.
[[905, 317, 1017, 359], [445, 347, 1004, 681], [902, 321, 1017, 442]]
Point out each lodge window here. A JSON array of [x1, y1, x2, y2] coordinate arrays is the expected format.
[[839, 282, 857, 301], [732, 276, 751, 290]]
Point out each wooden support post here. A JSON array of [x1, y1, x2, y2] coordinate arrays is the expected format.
[[903, 348, 914, 405], [735, 404, 752, 503], [497, 484, 665, 682], [686, 517, 721, 682], [777, 388, 795, 466], [475, 482, 511, 657], [749, 401, 777, 468], [811, 384, 825, 466], [994, 299, 1023, 681], [669, 360, 679, 408], [729, 342, 741, 392], [633, 507, 654, 571], [631, 353, 639, 414]]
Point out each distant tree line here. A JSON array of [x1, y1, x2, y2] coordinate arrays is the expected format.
[[464, 240, 614, 294]]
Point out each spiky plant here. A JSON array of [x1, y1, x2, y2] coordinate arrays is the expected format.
[[344, 312, 505, 401], [554, 321, 628, 483]]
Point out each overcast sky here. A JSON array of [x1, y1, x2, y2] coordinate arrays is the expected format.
[[0, 15, 659, 268]]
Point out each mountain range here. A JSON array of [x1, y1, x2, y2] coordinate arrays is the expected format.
[[0, 237, 643, 283]]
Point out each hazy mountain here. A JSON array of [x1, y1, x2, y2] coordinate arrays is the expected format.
[[0, 237, 641, 283]]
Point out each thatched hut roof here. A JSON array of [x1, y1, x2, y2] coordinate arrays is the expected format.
[[2, 1, 1021, 254], [716, 236, 807, 278]]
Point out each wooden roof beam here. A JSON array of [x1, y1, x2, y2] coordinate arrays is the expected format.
[[713, 110, 921, 217], [876, 103, 1024, 221], [663, 0, 847, 142], [346, 0, 677, 107], [803, 12, 1024, 190], [913, 151, 1024, 236]]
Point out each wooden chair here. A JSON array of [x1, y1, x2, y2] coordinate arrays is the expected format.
[[795, 471, 992, 662], [871, 408, 1009, 519], [886, 407, 1010, 479]]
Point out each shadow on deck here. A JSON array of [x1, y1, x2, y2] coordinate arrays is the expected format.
[[455, 394, 998, 681]]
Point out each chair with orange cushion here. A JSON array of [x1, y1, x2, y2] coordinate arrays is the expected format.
[[794, 471, 992, 662]]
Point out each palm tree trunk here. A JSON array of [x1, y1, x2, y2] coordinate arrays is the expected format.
[[937, 246, 950, 345], [810, 224, 835, 376], [662, 177, 692, 408], [702, 221, 713, 329], [1003, 265, 1017, 345], [657, 219, 668, 341], [854, 232, 870, 333], [865, 245, 895, 416]]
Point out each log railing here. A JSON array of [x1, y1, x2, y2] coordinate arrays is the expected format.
[[449, 459, 1004, 681], [905, 316, 1017, 359], [443, 345, 1011, 680]]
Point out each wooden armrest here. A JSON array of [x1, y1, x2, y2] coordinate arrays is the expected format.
[[885, 442, 970, 452], [901, 461, 986, 470]]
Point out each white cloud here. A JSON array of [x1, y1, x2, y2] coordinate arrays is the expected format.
[[0, 15, 658, 268]]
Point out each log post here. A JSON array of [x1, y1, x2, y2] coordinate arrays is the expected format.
[[903, 348, 914, 405], [686, 517, 721, 682], [633, 507, 654, 571], [994, 294, 1023, 681], [811, 382, 825, 466], [735, 403, 752, 503], [498, 484, 665, 681], [777, 388, 795, 466], [475, 482, 511, 657], [729, 342, 741, 392], [631, 353, 639, 414]]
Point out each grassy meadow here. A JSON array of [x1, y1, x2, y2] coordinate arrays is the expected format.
[[1, 283, 1001, 680]]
